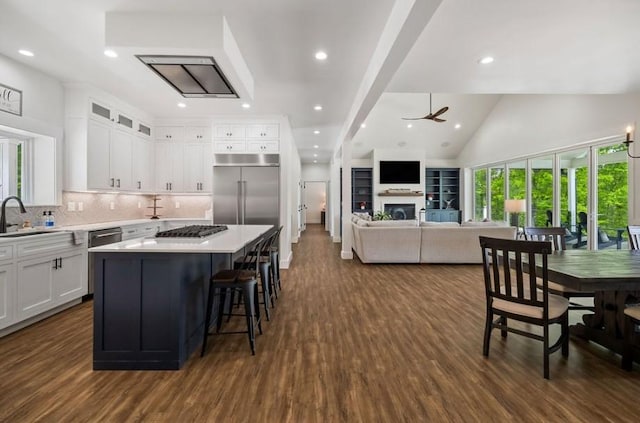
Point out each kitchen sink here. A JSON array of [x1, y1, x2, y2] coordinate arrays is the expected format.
[[0, 230, 54, 238]]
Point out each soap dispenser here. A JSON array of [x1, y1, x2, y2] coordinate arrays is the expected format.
[[41, 211, 47, 228], [46, 211, 54, 228]]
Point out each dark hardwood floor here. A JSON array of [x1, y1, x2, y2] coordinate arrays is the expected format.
[[1, 223, 639, 422]]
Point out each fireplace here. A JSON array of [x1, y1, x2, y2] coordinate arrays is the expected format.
[[384, 204, 416, 220]]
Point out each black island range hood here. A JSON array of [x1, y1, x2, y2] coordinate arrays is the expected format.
[[136, 55, 238, 98]]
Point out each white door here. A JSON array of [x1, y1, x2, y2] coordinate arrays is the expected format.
[[304, 181, 326, 225]]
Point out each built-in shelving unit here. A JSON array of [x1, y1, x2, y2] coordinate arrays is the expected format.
[[352, 168, 373, 215], [425, 168, 461, 222]]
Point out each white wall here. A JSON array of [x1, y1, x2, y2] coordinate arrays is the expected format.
[[301, 163, 330, 181], [457, 94, 640, 224], [457, 94, 640, 166]]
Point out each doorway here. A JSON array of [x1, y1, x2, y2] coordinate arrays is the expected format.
[[303, 181, 327, 231]]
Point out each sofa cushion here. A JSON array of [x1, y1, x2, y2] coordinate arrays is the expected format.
[[356, 219, 369, 227]]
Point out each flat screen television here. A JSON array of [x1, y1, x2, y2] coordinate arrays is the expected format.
[[379, 161, 420, 184]]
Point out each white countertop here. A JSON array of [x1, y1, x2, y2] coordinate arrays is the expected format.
[[88, 224, 273, 253], [60, 217, 210, 232]]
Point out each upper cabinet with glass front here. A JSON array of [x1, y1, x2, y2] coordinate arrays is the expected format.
[[64, 86, 155, 192]]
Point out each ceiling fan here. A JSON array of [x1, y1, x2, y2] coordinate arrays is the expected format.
[[402, 93, 449, 122]]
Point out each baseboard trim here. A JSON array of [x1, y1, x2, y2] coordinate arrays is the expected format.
[[280, 251, 293, 269]]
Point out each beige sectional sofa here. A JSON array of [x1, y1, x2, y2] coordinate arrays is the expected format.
[[351, 214, 517, 264]]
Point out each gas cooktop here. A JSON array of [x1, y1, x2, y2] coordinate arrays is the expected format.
[[154, 225, 228, 238]]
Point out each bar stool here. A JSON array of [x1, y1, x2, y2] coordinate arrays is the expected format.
[[201, 239, 265, 356], [268, 226, 284, 294], [234, 237, 274, 319]]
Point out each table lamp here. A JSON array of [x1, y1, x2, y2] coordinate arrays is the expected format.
[[504, 199, 526, 227]]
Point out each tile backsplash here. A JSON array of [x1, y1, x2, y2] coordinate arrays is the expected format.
[[2, 192, 212, 228]]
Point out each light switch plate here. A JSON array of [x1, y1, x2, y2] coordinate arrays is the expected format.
[[67, 201, 76, 211], [78, 202, 84, 211], [110, 202, 115, 210]]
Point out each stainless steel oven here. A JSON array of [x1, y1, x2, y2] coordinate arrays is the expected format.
[[87, 227, 122, 296]]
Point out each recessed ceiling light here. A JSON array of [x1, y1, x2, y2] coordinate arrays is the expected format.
[[478, 56, 494, 65], [242, 103, 251, 109], [313, 130, 320, 134], [407, 124, 412, 128], [313, 160, 317, 163], [18, 49, 34, 57], [360, 123, 366, 128], [315, 51, 327, 61], [313, 153, 318, 157], [314, 105, 323, 111], [454, 123, 461, 129], [177, 102, 186, 108], [104, 49, 118, 58], [441, 142, 451, 147], [313, 145, 319, 149]]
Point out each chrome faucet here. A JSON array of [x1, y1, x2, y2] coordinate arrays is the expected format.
[[0, 196, 27, 233]]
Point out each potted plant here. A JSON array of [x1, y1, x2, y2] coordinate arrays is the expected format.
[[374, 210, 392, 221]]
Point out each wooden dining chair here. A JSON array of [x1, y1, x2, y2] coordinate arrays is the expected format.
[[479, 236, 569, 379], [628, 225, 640, 250], [523, 227, 594, 312]]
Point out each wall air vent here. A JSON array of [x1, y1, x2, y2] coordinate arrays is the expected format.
[[136, 55, 238, 98]]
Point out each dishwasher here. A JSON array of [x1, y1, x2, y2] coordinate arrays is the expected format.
[[87, 227, 123, 296]]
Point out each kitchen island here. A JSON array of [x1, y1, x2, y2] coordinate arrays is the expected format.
[[89, 224, 272, 370]]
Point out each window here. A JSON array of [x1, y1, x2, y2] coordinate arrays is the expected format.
[[490, 166, 505, 221], [474, 168, 487, 220], [597, 143, 628, 248], [0, 138, 24, 199], [471, 137, 629, 250], [530, 156, 553, 227], [507, 161, 526, 226]]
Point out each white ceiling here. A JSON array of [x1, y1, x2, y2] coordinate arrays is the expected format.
[[2, 1, 640, 164]]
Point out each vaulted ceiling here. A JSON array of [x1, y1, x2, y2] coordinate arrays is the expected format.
[[1, 1, 640, 164]]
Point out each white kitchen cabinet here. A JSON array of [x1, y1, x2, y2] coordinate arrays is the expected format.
[[246, 140, 279, 153], [155, 126, 184, 140], [132, 135, 155, 192], [213, 123, 280, 154], [0, 263, 15, 330], [214, 140, 246, 153], [16, 256, 54, 321], [10, 233, 87, 326], [214, 125, 245, 139], [155, 141, 184, 192], [184, 142, 213, 192], [109, 129, 133, 190], [53, 250, 86, 302], [86, 117, 133, 191], [87, 119, 111, 189], [185, 126, 212, 142], [246, 124, 279, 139]]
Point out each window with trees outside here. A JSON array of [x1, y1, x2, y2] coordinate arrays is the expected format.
[[490, 166, 505, 221], [473, 140, 629, 250], [474, 168, 487, 220]]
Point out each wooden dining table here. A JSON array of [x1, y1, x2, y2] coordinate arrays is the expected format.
[[523, 249, 640, 356]]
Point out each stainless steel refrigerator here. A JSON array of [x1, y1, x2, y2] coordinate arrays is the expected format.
[[212, 154, 280, 226]]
